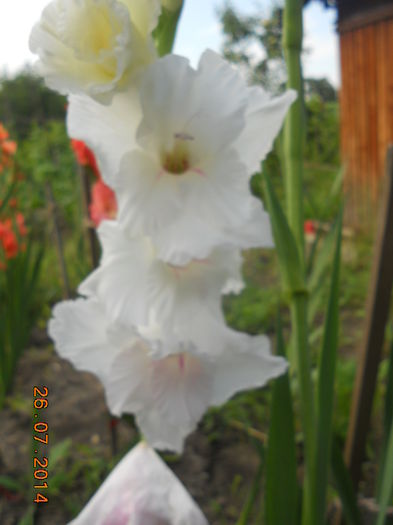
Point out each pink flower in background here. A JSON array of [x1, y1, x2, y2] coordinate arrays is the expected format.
[[89, 180, 118, 227]]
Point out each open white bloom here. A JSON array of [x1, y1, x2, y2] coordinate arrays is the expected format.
[[68, 49, 295, 261], [68, 441, 208, 524], [49, 298, 287, 452], [79, 220, 243, 351], [29, 0, 160, 102]]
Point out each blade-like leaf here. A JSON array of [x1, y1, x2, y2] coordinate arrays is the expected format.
[[153, 2, 184, 56], [236, 459, 264, 525], [263, 172, 305, 295], [314, 208, 342, 524], [377, 416, 393, 525], [265, 312, 298, 525], [48, 439, 72, 473], [307, 217, 339, 326], [377, 339, 393, 499], [0, 475, 24, 494], [331, 436, 362, 525]]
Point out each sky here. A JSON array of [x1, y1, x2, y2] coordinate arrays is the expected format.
[[0, 0, 340, 86]]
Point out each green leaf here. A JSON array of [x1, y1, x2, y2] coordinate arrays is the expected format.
[[0, 475, 25, 494], [307, 217, 339, 326], [153, 2, 184, 56], [377, 339, 393, 499], [263, 172, 305, 295], [377, 415, 393, 525], [265, 312, 298, 525], [17, 505, 35, 525], [331, 436, 362, 525], [314, 208, 342, 525], [48, 438, 73, 473], [236, 458, 264, 525]]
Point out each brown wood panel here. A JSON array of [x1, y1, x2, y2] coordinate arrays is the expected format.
[[367, 24, 379, 200], [340, 16, 393, 224]]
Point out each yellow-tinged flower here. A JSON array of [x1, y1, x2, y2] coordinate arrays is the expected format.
[[29, 0, 161, 103]]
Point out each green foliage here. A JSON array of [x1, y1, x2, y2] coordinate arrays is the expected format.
[[305, 97, 340, 165], [0, 71, 66, 140], [305, 77, 337, 102], [265, 315, 298, 525], [17, 121, 79, 225], [315, 209, 342, 524], [0, 243, 43, 408], [331, 436, 362, 525]]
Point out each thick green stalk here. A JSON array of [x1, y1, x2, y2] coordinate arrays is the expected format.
[[282, 2, 316, 524], [154, 2, 185, 57], [290, 294, 316, 525], [282, 0, 305, 263]]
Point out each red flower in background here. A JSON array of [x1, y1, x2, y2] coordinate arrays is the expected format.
[[304, 219, 317, 243], [89, 179, 117, 227], [16, 213, 28, 237], [71, 139, 100, 177], [304, 220, 316, 236], [71, 138, 117, 227], [2, 140, 17, 157], [0, 220, 18, 259], [0, 124, 9, 141], [0, 124, 29, 269], [2, 229, 18, 259]]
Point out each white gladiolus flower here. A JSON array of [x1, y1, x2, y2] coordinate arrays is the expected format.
[[68, 441, 208, 524], [29, 0, 161, 102], [78, 220, 244, 352], [48, 298, 288, 452], [68, 49, 295, 261]]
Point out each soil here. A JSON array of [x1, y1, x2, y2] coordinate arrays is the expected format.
[[0, 329, 261, 525]]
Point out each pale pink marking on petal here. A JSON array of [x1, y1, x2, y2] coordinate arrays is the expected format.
[[190, 167, 206, 177], [178, 354, 185, 372]]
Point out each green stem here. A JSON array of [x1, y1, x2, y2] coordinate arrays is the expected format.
[[290, 294, 316, 525], [283, 0, 305, 266], [282, 1, 316, 522], [154, 3, 185, 57]]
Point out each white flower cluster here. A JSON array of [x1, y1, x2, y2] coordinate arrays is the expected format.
[[31, 0, 295, 454]]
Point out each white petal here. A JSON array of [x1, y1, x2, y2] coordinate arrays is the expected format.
[[104, 341, 152, 417], [234, 87, 297, 174], [136, 51, 247, 158], [121, 0, 161, 38], [48, 298, 127, 381], [79, 222, 242, 350], [78, 230, 152, 327], [67, 86, 141, 184], [211, 332, 288, 406], [69, 442, 208, 525], [116, 150, 183, 237]]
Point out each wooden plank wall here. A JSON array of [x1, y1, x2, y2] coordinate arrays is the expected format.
[[340, 16, 393, 225]]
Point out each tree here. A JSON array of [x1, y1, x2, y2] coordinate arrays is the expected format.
[[0, 70, 66, 140], [305, 77, 337, 102], [219, 3, 286, 92]]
